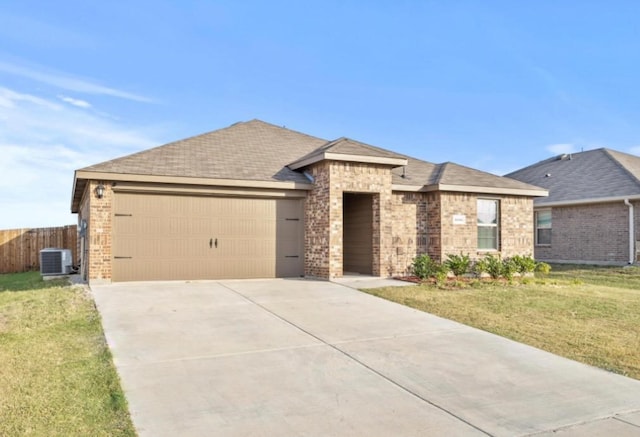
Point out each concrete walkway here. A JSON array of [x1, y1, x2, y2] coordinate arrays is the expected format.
[[92, 279, 640, 436]]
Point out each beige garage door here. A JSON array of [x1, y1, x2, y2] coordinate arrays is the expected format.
[[112, 193, 304, 282]]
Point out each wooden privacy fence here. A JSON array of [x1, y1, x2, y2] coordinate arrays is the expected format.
[[0, 225, 78, 274]]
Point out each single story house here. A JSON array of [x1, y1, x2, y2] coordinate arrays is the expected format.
[[506, 148, 640, 265], [71, 119, 547, 283]]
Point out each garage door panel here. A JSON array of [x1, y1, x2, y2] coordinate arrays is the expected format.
[[112, 193, 303, 282]]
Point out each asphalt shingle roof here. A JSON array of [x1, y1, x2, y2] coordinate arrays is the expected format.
[[74, 119, 546, 211], [505, 148, 640, 205], [80, 119, 328, 184], [392, 159, 544, 191]]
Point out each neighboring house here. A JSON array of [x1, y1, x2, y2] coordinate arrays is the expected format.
[[71, 120, 547, 283], [506, 148, 640, 265]]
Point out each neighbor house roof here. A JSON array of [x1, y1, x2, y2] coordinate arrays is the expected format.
[[505, 148, 640, 206], [72, 119, 547, 211]]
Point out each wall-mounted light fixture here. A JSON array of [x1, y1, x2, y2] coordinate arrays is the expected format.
[[95, 182, 105, 199]]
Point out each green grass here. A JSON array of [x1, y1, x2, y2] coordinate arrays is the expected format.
[[365, 264, 640, 380], [0, 272, 135, 436]]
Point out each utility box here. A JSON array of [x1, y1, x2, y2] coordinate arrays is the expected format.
[[40, 248, 73, 275]]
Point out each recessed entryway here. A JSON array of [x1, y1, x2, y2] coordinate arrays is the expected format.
[[343, 192, 374, 275]]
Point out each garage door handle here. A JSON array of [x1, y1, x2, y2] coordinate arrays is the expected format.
[[209, 238, 218, 249], [215, 238, 218, 248]]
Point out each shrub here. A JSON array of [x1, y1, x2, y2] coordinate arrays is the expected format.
[[434, 266, 448, 286], [473, 257, 488, 277], [444, 253, 471, 277], [483, 254, 503, 279], [536, 262, 552, 276], [412, 254, 440, 280], [501, 257, 518, 281], [511, 255, 537, 275]]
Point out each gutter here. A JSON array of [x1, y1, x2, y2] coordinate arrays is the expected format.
[[625, 199, 635, 264]]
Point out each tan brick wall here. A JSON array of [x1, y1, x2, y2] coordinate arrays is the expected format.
[[304, 161, 393, 278], [437, 192, 534, 260], [535, 201, 637, 263], [304, 162, 331, 278], [388, 192, 432, 276], [80, 180, 113, 282], [305, 166, 537, 279], [500, 195, 535, 257]]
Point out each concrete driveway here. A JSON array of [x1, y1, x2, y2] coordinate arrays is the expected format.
[[92, 279, 640, 436]]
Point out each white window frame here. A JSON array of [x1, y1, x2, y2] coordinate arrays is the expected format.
[[535, 209, 552, 246], [477, 198, 500, 251]]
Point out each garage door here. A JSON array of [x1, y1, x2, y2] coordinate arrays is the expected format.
[[112, 193, 304, 282]]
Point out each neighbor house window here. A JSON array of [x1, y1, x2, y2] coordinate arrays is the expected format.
[[535, 210, 552, 245], [477, 199, 499, 250]]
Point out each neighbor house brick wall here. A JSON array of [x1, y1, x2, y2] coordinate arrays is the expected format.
[[535, 201, 636, 263], [82, 180, 113, 282], [304, 161, 393, 278], [635, 200, 640, 262]]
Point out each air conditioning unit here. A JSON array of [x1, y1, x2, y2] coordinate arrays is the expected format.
[[40, 248, 73, 275]]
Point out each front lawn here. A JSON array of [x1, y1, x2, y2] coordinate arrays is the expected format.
[[364, 265, 640, 380], [0, 272, 135, 436]]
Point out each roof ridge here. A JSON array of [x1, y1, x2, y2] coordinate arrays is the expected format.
[[245, 119, 329, 143], [333, 136, 408, 158], [432, 162, 449, 184], [603, 148, 640, 188]]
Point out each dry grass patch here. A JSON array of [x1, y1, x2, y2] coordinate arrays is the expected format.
[[0, 272, 135, 436], [365, 266, 640, 380]]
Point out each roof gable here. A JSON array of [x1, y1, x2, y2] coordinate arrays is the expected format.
[[506, 148, 640, 205], [288, 137, 408, 169]]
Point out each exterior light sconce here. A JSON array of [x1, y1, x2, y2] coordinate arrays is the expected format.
[[95, 182, 105, 199]]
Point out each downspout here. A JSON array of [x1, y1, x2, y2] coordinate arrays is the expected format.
[[624, 199, 634, 264]]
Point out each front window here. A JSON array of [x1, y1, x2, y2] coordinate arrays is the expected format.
[[478, 199, 499, 250], [535, 210, 552, 245]]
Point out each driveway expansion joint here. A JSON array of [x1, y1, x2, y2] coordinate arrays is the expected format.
[[220, 282, 494, 437]]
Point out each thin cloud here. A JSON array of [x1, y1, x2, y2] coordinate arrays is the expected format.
[[0, 87, 161, 229], [629, 146, 640, 156], [58, 95, 91, 108], [0, 60, 154, 103], [546, 143, 578, 155]]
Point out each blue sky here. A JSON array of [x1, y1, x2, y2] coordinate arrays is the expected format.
[[1, 1, 640, 228]]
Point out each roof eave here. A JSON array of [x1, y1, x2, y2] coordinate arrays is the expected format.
[[391, 183, 548, 197], [536, 194, 640, 207], [289, 152, 408, 170], [71, 171, 314, 212]]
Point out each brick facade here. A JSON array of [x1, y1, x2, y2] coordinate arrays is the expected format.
[[78, 180, 113, 282], [81, 172, 539, 282], [535, 201, 639, 264], [304, 161, 393, 278], [385, 191, 534, 277], [304, 164, 537, 279]]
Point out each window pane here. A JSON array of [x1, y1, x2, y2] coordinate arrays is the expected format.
[[536, 210, 552, 229], [537, 228, 551, 245], [478, 226, 498, 250], [478, 199, 497, 225]]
